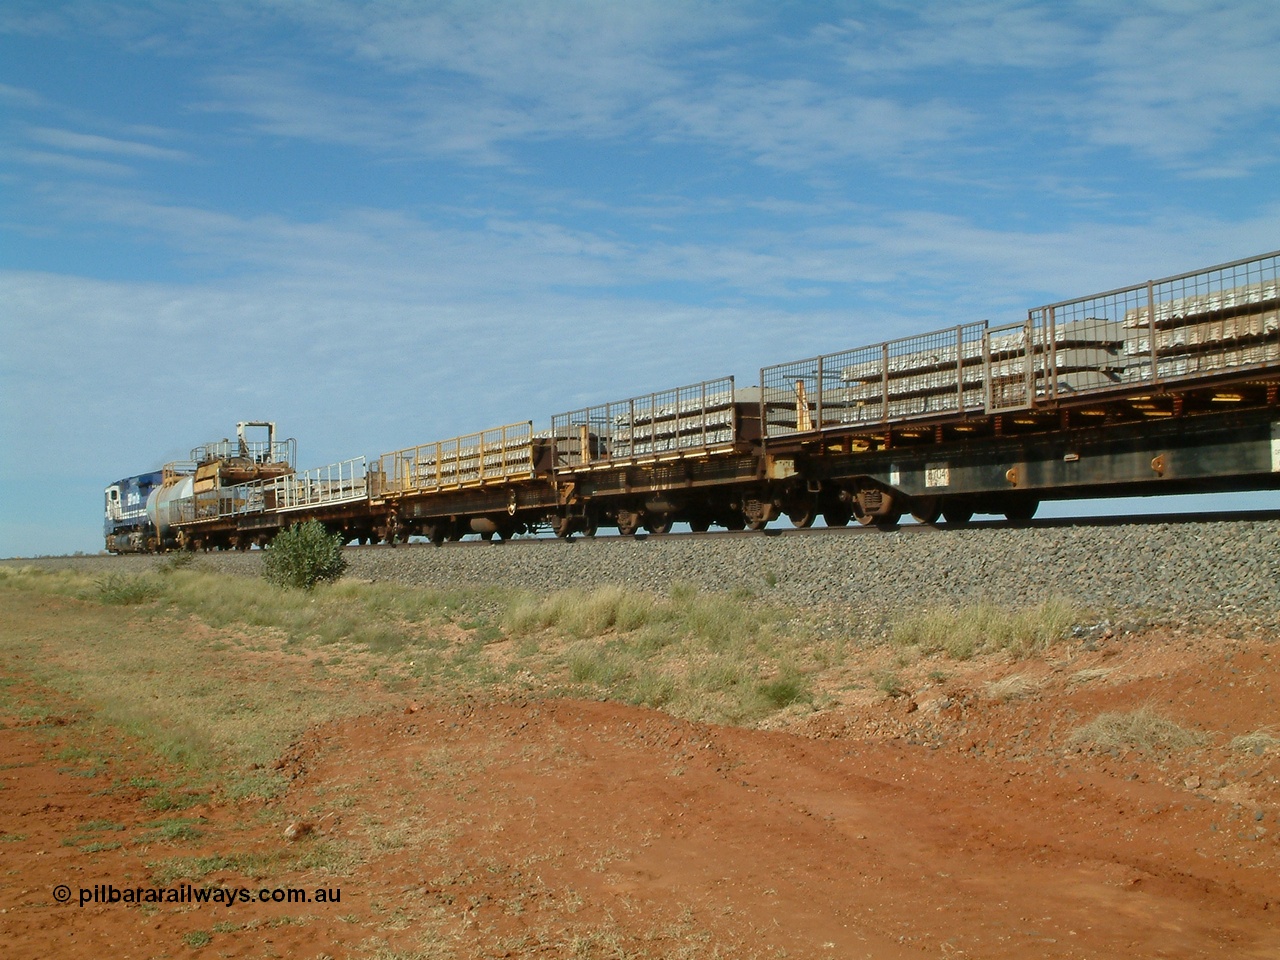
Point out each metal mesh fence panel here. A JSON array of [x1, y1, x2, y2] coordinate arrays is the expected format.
[[550, 377, 737, 467]]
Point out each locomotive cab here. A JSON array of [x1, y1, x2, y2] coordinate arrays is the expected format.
[[103, 471, 163, 553]]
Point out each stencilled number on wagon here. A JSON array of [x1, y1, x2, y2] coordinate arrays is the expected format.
[[925, 465, 950, 488]]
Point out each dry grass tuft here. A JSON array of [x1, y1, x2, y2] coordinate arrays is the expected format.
[[1228, 728, 1280, 754], [982, 673, 1040, 701], [889, 598, 1085, 661], [1069, 705, 1210, 754]]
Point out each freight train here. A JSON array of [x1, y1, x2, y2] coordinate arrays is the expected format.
[[105, 250, 1280, 553]]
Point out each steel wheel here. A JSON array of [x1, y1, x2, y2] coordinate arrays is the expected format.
[[822, 504, 852, 527], [645, 515, 673, 535], [910, 497, 941, 525], [1004, 498, 1039, 522], [787, 502, 816, 528], [942, 503, 974, 526]]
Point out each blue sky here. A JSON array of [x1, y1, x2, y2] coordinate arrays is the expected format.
[[3, 0, 1279, 556]]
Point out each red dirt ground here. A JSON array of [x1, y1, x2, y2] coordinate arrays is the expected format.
[[2, 625, 1277, 959]]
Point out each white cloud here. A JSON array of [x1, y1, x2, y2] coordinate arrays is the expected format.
[[28, 126, 192, 161], [8, 148, 135, 177], [822, 1, 1280, 173], [0, 82, 48, 108], [1078, 5, 1280, 167], [649, 78, 970, 170]]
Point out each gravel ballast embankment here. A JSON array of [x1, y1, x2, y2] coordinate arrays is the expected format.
[[15, 519, 1280, 626]]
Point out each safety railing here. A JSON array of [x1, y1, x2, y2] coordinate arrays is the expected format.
[[190, 437, 296, 469], [1031, 250, 1279, 396], [268, 457, 368, 511], [549, 377, 737, 467], [377, 422, 537, 496], [761, 251, 1279, 436], [761, 324, 988, 437]]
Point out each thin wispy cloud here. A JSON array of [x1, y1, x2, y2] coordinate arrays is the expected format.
[[27, 126, 191, 161], [9, 148, 135, 178]]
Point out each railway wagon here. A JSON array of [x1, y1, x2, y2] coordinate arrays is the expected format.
[[756, 250, 1280, 528], [104, 250, 1280, 552]]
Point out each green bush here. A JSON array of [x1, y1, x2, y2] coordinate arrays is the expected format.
[[263, 521, 347, 590]]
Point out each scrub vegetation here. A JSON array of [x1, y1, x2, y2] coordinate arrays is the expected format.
[[0, 563, 1093, 802], [262, 519, 348, 590]]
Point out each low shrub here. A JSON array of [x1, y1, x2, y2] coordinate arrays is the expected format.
[[263, 521, 347, 590]]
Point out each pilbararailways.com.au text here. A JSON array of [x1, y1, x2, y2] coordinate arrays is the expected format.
[[59, 883, 342, 909]]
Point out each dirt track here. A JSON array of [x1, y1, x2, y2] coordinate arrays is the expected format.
[[2, 625, 1278, 959]]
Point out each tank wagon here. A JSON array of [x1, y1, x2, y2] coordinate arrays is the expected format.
[[104, 250, 1280, 553]]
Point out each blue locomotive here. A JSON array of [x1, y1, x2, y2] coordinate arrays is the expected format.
[[103, 471, 164, 553]]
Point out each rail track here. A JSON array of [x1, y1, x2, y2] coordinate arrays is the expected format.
[[344, 506, 1280, 549]]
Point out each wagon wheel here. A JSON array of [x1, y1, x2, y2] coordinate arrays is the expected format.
[[942, 502, 974, 526], [616, 519, 638, 537], [910, 497, 942, 525], [747, 517, 770, 531], [581, 518, 598, 538], [787, 502, 816, 529], [1003, 498, 1039, 523], [821, 503, 852, 527], [555, 516, 576, 539], [722, 514, 746, 531], [689, 515, 711, 533], [645, 515, 673, 535], [875, 510, 902, 529]]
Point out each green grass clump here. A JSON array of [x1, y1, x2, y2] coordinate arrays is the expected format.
[[755, 667, 810, 709], [262, 520, 347, 590], [95, 572, 164, 606], [890, 598, 1084, 660]]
